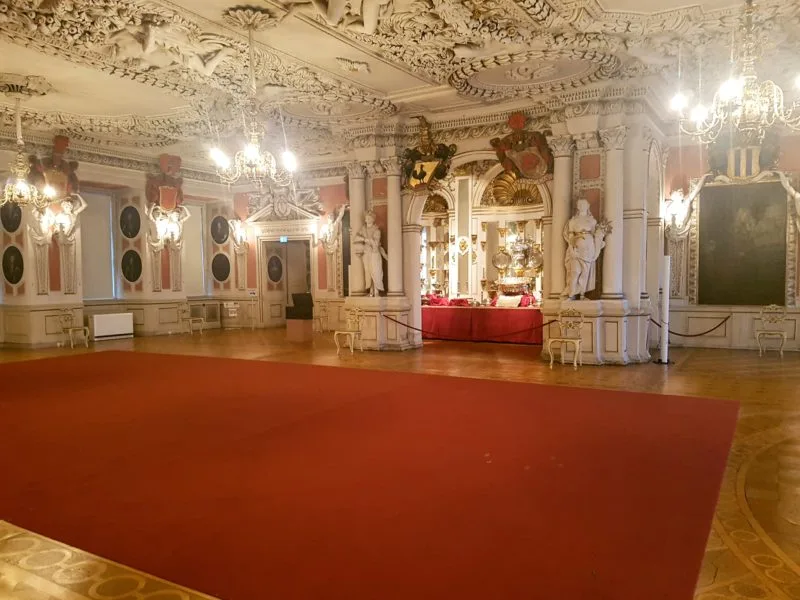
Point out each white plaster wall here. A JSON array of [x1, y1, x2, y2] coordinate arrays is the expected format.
[[183, 203, 206, 297], [81, 191, 114, 300]]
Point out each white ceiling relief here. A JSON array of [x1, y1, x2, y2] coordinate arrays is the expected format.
[[0, 0, 795, 170]]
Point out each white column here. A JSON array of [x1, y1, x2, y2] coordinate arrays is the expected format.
[[600, 126, 627, 299], [382, 157, 404, 296], [403, 223, 423, 346], [622, 127, 648, 310], [546, 135, 575, 299], [540, 216, 551, 299], [347, 161, 367, 296]]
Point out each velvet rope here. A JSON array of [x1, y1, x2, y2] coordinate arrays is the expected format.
[[649, 315, 731, 338], [383, 314, 557, 342]]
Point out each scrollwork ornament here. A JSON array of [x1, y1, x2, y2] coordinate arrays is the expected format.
[[346, 161, 367, 179], [546, 135, 575, 158], [599, 126, 627, 151], [381, 157, 403, 177], [574, 132, 599, 151]]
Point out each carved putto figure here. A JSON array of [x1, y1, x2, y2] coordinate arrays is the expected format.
[[354, 210, 387, 296], [281, 0, 393, 34], [105, 18, 234, 77], [562, 198, 611, 300]]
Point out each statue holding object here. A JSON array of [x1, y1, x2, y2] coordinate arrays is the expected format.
[[562, 198, 611, 301]]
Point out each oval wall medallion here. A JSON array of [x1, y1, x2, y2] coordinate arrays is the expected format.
[[2, 245, 24, 284], [212, 253, 231, 282], [0, 203, 22, 233], [121, 250, 142, 283], [267, 255, 283, 283], [210, 216, 230, 245], [120, 206, 141, 239]]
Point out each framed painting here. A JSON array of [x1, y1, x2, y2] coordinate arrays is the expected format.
[[697, 181, 787, 306]]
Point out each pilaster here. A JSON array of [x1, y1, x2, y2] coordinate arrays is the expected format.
[[347, 161, 367, 296], [383, 157, 404, 296], [599, 126, 626, 300], [546, 135, 575, 299]]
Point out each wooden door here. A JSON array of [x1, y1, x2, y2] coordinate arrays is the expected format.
[[261, 242, 287, 327]]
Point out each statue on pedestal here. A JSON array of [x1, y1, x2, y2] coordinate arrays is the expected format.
[[562, 198, 611, 300], [354, 210, 387, 297]]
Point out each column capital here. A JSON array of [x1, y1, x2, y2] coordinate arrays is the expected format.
[[381, 156, 403, 177], [600, 125, 627, 151], [347, 161, 367, 179], [574, 132, 600, 151], [546, 135, 575, 158], [402, 224, 422, 234]]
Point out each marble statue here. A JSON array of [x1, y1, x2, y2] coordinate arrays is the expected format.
[[145, 203, 190, 292], [28, 206, 55, 295], [320, 205, 347, 254], [562, 198, 610, 300], [53, 194, 87, 295], [354, 210, 387, 296], [320, 205, 347, 293]]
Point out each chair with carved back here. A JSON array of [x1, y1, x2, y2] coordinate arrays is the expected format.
[[545, 308, 585, 369], [179, 303, 205, 335], [755, 304, 787, 357], [334, 307, 364, 355], [59, 308, 89, 349]]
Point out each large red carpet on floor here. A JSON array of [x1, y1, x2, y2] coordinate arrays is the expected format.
[[0, 352, 737, 599]]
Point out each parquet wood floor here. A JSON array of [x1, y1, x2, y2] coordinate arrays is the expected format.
[[2, 330, 799, 599]]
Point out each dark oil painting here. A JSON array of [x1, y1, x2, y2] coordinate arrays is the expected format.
[[698, 182, 786, 306]]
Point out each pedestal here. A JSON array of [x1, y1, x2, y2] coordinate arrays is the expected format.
[[344, 296, 418, 351], [541, 298, 644, 365]]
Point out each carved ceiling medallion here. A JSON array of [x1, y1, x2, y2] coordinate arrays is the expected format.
[[451, 50, 621, 101]]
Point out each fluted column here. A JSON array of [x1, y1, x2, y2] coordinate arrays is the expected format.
[[600, 126, 627, 299], [382, 157, 404, 296], [546, 135, 575, 299], [347, 161, 367, 296]]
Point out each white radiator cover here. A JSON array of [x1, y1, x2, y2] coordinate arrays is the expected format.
[[92, 313, 134, 341]]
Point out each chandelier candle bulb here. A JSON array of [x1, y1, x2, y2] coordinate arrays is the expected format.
[[690, 104, 709, 125], [282, 150, 298, 173], [670, 92, 689, 113]]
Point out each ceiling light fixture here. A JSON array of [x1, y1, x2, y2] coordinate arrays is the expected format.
[[1, 76, 54, 209], [208, 7, 296, 189], [671, 0, 800, 144]]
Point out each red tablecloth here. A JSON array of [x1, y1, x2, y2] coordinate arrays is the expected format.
[[421, 306, 543, 344]]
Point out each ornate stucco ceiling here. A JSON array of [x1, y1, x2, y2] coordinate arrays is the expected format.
[[0, 0, 798, 171]]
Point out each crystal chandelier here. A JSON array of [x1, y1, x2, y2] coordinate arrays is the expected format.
[[670, 0, 800, 145], [2, 96, 55, 209], [209, 9, 296, 189]]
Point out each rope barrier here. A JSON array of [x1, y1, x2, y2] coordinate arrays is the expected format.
[[383, 314, 557, 343], [649, 315, 731, 338], [384, 313, 731, 342]]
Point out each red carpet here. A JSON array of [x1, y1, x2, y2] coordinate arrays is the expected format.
[[0, 352, 737, 599]]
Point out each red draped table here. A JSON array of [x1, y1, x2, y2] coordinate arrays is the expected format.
[[421, 306, 543, 345]]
